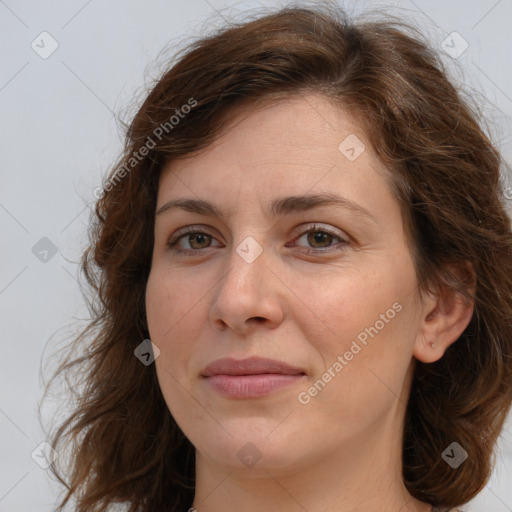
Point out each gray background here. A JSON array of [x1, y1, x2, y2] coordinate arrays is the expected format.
[[1, 0, 511, 510]]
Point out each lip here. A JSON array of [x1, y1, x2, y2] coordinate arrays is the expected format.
[[201, 356, 306, 399]]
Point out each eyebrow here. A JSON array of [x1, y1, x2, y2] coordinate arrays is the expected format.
[[155, 193, 377, 224]]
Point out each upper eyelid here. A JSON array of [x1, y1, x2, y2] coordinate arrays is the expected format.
[[169, 225, 220, 243]]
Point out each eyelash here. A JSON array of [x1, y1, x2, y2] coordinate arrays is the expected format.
[[165, 224, 349, 256]]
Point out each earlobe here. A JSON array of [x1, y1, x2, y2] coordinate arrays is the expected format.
[[413, 262, 476, 364], [414, 337, 442, 364]]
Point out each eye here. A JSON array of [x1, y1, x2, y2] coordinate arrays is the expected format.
[[166, 227, 222, 254], [290, 224, 348, 253], [166, 223, 349, 256]]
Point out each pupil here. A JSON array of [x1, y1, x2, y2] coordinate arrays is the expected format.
[[309, 231, 331, 247], [191, 234, 209, 248]]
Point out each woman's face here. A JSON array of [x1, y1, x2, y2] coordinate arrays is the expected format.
[[145, 94, 428, 475]]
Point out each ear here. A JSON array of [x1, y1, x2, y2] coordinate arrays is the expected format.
[[413, 261, 476, 363]]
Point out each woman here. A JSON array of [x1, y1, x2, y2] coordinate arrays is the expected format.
[[43, 3, 512, 512]]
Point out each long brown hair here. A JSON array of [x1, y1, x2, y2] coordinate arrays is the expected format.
[[42, 3, 512, 511]]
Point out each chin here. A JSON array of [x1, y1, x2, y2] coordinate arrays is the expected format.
[[190, 422, 311, 473]]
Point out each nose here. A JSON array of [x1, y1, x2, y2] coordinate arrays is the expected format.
[[208, 241, 285, 334]]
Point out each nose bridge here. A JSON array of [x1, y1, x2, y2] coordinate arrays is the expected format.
[[220, 233, 267, 298], [209, 231, 282, 330], [223, 196, 268, 279]]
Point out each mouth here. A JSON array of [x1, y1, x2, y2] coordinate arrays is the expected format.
[[201, 356, 306, 399]]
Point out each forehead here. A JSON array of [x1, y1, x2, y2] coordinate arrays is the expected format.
[[158, 93, 389, 194], [153, 95, 404, 240], [154, 94, 406, 249]]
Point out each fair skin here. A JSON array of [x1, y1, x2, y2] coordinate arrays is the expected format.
[[145, 94, 473, 512]]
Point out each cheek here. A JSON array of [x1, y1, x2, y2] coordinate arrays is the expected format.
[[145, 269, 205, 366], [146, 270, 209, 429], [289, 265, 400, 353], [293, 257, 417, 388], [147, 264, 198, 328]]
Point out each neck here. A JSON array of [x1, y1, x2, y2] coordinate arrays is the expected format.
[[191, 401, 432, 512]]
